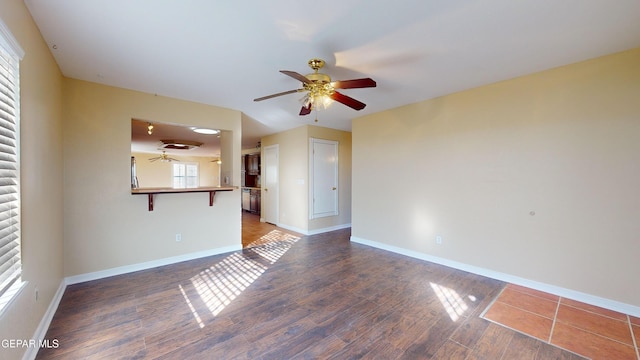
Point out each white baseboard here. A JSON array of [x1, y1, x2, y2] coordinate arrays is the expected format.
[[65, 244, 241, 285], [275, 223, 306, 235], [23, 280, 66, 360], [350, 235, 640, 318], [277, 223, 351, 236], [307, 223, 351, 236]]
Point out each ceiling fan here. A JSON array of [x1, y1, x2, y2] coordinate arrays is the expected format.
[[148, 151, 179, 163], [254, 58, 376, 116]]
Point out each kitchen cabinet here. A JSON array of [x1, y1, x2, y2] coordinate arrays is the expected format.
[[247, 154, 260, 175]]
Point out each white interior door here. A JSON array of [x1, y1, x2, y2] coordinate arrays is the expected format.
[[263, 145, 279, 224], [310, 138, 338, 219]]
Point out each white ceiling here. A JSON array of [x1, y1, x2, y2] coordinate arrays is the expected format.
[[25, 0, 640, 148]]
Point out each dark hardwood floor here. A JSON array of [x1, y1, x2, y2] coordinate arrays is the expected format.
[[36, 222, 585, 359]]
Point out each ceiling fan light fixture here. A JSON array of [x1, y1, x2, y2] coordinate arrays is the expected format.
[[301, 93, 333, 110], [320, 94, 333, 108], [301, 80, 335, 110]]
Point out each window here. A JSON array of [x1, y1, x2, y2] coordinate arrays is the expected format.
[[0, 18, 24, 313], [173, 163, 199, 188]]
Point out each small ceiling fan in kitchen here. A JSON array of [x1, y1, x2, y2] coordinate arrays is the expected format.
[[148, 151, 179, 163], [253, 58, 376, 116]]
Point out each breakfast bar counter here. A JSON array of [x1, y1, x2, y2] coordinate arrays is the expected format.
[[131, 186, 237, 211]]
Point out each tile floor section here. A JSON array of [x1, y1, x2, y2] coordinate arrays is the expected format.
[[482, 284, 640, 360]]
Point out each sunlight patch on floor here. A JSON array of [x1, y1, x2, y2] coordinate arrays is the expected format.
[[246, 229, 300, 248], [191, 252, 267, 317], [249, 231, 299, 264], [179, 284, 205, 328], [183, 232, 300, 325], [430, 282, 470, 321]]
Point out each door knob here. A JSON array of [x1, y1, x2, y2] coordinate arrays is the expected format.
[[264, 188, 268, 191], [332, 187, 336, 190]]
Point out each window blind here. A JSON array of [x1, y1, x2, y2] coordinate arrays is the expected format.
[[0, 36, 21, 304]]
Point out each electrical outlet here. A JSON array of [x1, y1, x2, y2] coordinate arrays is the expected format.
[[175, 233, 182, 242], [435, 235, 442, 245]]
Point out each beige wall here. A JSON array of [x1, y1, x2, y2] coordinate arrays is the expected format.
[[352, 48, 640, 307], [63, 79, 242, 277], [132, 152, 221, 188], [0, 1, 64, 359], [261, 125, 351, 233]]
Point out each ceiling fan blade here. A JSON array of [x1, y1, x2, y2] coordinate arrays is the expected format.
[[254, 89, 301, 102], [333, 78, 377, 89], [330, 91, 367, 111], [280, 70, 311, 84], [299, 104, 312, 116]]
